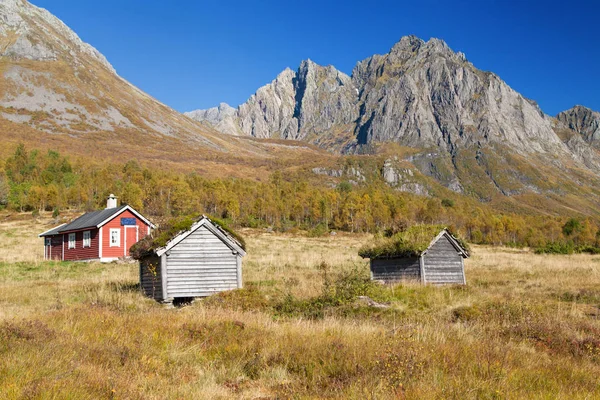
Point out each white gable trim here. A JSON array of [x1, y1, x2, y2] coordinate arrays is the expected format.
[[156, 217, 246, 257], [96, 205, 156, 230], [423, 229, 469, 258], [38, 224, 67, 237]]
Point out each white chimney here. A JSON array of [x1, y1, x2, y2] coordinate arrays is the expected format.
[[106, 194, 117, 209]]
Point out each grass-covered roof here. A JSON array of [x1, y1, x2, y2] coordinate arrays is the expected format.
[[358, 225, 469, 259], [130, 215, 246, 260]]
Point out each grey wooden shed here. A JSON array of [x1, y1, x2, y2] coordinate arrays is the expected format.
[[366, 229, 468, 285], [139, 216, 246, 303]]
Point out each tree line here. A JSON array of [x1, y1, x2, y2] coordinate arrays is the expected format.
[[1, 144, 599, 249]]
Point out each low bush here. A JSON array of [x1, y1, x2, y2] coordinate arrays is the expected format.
[[534, 242, 600, 255]]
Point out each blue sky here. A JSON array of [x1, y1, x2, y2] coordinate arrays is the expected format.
[[34, 0, 599, 115]]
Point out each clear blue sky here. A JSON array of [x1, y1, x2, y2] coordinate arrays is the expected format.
[[34, 0, 599, 115]]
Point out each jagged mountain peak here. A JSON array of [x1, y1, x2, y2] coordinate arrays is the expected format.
[[388, 35, 424, 55], [385, 36, 458, 63], [557, 105, 600, 147]]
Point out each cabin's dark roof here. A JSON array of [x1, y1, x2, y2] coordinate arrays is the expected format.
[[39, 223, 67, 237], [40, 205, 129, 236], [58, 205, 128, 232]]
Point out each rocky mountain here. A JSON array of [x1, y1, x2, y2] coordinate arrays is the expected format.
[[184, 103, 240, 136], [199, 60, 360, 149], [556, 105, 600, 148], [187, 36, 600, 201], [188, 37, 567, 155], [187, 60, 359, 149]]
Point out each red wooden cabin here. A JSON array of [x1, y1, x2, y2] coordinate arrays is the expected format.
[[39, 195, 155, 262]]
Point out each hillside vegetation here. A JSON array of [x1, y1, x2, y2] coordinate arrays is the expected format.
[[2, 144, 600, 250], [0, 216, 599, 398]]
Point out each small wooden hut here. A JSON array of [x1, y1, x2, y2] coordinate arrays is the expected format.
[[134, 216, 246, 303], [359, 226, 469, 284]]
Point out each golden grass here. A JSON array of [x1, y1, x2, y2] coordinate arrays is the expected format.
[[1, 215, 600, 398]]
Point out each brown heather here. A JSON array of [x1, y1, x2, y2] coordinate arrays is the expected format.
[[0, 214, 600, 399]]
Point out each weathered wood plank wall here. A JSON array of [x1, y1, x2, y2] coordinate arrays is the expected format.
[[370, 257, 421, 282], [140, 255, 162, 301], [422, 236, 465, 284], [165, 226, 239, 298]]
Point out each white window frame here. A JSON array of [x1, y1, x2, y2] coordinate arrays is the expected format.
[[68, 233, 76, 249], [83, 230, 91, 248], [110, 229, 120, 247]]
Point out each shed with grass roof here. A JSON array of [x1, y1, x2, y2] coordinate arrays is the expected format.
[[134, 216, 246, 303], [359, 226, 469, 284]]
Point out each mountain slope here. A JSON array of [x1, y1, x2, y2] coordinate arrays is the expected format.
[[2, 2, 600, 218], [0, 0, 331, 171]]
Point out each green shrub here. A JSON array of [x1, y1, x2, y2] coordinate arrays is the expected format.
[[441, 198, 455, 208], [452, 305, 482, 322], [534, 242, 575, 255], [274, 265, 377, 320], [307, 223, 329, 237]]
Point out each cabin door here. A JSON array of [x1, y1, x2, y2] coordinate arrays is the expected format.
[[50, 236, 63, 260], [124, 226, 139, 257]]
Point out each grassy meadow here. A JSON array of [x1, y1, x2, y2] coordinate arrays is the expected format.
[[1, 213, 600, 399]]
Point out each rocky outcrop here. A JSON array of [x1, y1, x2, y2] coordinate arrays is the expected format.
[[351, 36, 566, 156], [0, 0, 115, 71], [188, 60, 358, 146], [185, 103, 240, 135], [557, 105, 600, 148]]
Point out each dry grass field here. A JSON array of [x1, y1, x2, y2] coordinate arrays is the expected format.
[[1, 213, 600, 399]]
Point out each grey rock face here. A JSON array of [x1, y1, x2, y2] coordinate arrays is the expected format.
[[185, 103, 240, 135], [351, 36, 566, 156], [188, 60, 358, 145], [557, 105, 600, 148], [0, 0, 115, 72], [291, 60, 358, 141], [238, 68, 298, 139]]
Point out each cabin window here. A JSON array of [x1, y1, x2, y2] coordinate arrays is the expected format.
[[110, 229, 120, 247], [83, 231, 91, 248], [68, 233, 76, 249]]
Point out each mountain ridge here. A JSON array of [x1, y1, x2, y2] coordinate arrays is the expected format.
[[187, 36, 583, 158]]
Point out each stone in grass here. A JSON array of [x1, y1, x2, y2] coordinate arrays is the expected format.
[[356, 296, 390, 309]]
